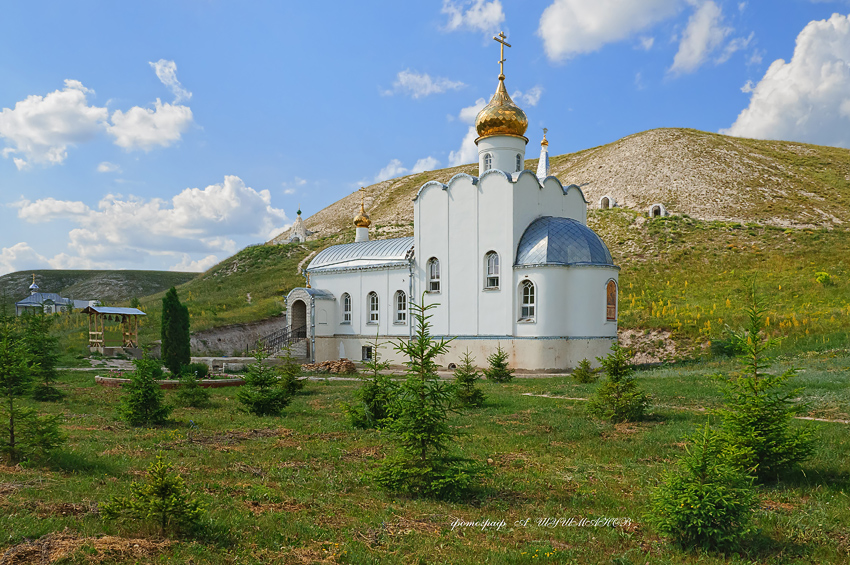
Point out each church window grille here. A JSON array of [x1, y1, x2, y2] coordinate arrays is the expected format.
[[368, 292, 379, 323], [342, 293, 351, 323], [520, 280, 535, 320], [362, 346, 373, 361], [516, 154, 522, 172], [395, 291, 407, 323], [484, 153, 492, 171], [606, 280, 617, 321], [485, 252, 500, 289], [428, 258, 441, 292]]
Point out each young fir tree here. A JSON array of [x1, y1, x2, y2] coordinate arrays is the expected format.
[[0, 319, 64, 463], [587, 343, 649, 423], [175, 365, 211, 408], [102, 452, 205, 537], [454, 349, 484, 407], [571, 358, 598, 384], [21, 311, 62, 401], [278, 344, 306, 397], [374, 297, 484, 499], [714, 288, 815, 482], [650, 422, 757, 550], [237, 348, 292, 416], [483, 343, 514, 383], [161, 287, 190, 376], [345, 333, 395, 429], [118, 357, 173, 426]]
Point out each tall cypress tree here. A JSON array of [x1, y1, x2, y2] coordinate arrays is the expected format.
[[161, 287, 190, 376]]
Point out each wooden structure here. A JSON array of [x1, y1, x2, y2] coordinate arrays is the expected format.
[[81, 306, 146, 354]]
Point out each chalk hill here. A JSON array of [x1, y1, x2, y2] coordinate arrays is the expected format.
[[270, 128, 850, 244]]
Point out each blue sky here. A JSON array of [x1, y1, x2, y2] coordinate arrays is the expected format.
[[2, 0, 849, 276]]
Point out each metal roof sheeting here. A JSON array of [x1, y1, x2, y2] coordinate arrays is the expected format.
[[80, 306, 147, 316], [16, 292, 74, 306], [307, 237, 414, 273], [515, 216, 613, 267]]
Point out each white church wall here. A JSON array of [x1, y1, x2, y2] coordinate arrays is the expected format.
[[309, 267, 411, 338]]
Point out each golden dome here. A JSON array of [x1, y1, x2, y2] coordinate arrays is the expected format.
[[541, 129, 549, 146], [475, 76, 528, 142], [354, 201, 371, 228]]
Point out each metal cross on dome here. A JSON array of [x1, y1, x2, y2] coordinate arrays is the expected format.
[[493, 31, 511, 78]]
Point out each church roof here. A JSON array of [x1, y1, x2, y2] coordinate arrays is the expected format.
[[16, 292, 74, 307], [307, 237, 414, 273], [515, 216, 614, 267]]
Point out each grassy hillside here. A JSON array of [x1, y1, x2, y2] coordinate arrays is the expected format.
[[0, 269, 197, 310]]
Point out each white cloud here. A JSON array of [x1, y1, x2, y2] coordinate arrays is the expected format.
[[169, 254, 218, 272], [13, 158, 29, 170], [97, 161, 121, 173], [748, 48, 764, 66], [442, 0, 505, 34], [639, 36, 656, 50], [13, 175, 287, 267], [384, 70, 466, 99], [512, 86, 543, 106], [149, 59, 192, 103], [538, 0, 681, 62], [371, 156, 440, 182], [411, 156, 439, 173], [107, 99, 193, 151], [283, 188, 297, 195], [449, 98, 488, 167], [14, 197, 90, 223], [669, 1, 731, 75], [0, 242, 51, 276], [0, 80, 108, 166], [721, 13, 850, 148], [716, 31, 754, 64], [740, 79, 755, 93]]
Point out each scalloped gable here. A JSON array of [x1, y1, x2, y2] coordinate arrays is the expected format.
[[413, 170, 588, 203]]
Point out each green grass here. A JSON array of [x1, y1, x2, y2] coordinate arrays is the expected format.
[[2, 352, 849, 563]]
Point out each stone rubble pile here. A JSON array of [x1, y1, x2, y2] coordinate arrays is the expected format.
[[301, 358, 357, 375]]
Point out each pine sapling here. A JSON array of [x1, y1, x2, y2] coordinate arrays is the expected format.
[[454, 349, 484, 407], [102, 452, 204, 537], [237, 348, 292, 416], [714, 287, 815, 482], [571, 358, 598, 383], [118, 357, 172, 426], [345, 332, 395, 429], [483, 344, 514, 383], [587, 343, 649, 423], [175, 366, 211, 408], [278, 344, 306, 397]]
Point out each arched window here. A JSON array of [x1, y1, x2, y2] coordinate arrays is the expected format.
[[395, 291, 407, 323], [483, 153, 492, 171], [485, 251, 499, 289], [516, 153, 522, 172], [606, 280, 617, 321], [520, 280, 535, 320], [368, 291, 379, 323], [428, 258, 441, 292], [342, 293, 351, 323]]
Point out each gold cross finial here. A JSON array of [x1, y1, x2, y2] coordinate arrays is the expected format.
[[493, 31, 511, 79], [32, 274, 36, 284], [359, 187, 365, 206]]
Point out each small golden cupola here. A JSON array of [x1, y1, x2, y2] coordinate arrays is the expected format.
[[353, 189, 371, 242]]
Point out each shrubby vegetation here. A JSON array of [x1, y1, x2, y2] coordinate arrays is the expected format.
[[345, 335, 395, 429], [571, 358, 598, 383], [453, 349, 484, 408], [374, 299, 485, 499], [118, 357, 172, 426], [483, 344, 513, 383], [587, 343, 650, 423], [714, 289, 815, 482], [237, 349, 292, 416], [103, 452, 205, 537], [161, 287, 190, 376], [650, 423, 757, 550]]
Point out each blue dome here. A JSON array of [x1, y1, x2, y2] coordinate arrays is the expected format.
[[515, 216, 613, 267]]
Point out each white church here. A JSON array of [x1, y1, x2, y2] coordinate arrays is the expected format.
[[286, 34, 619, 370]]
